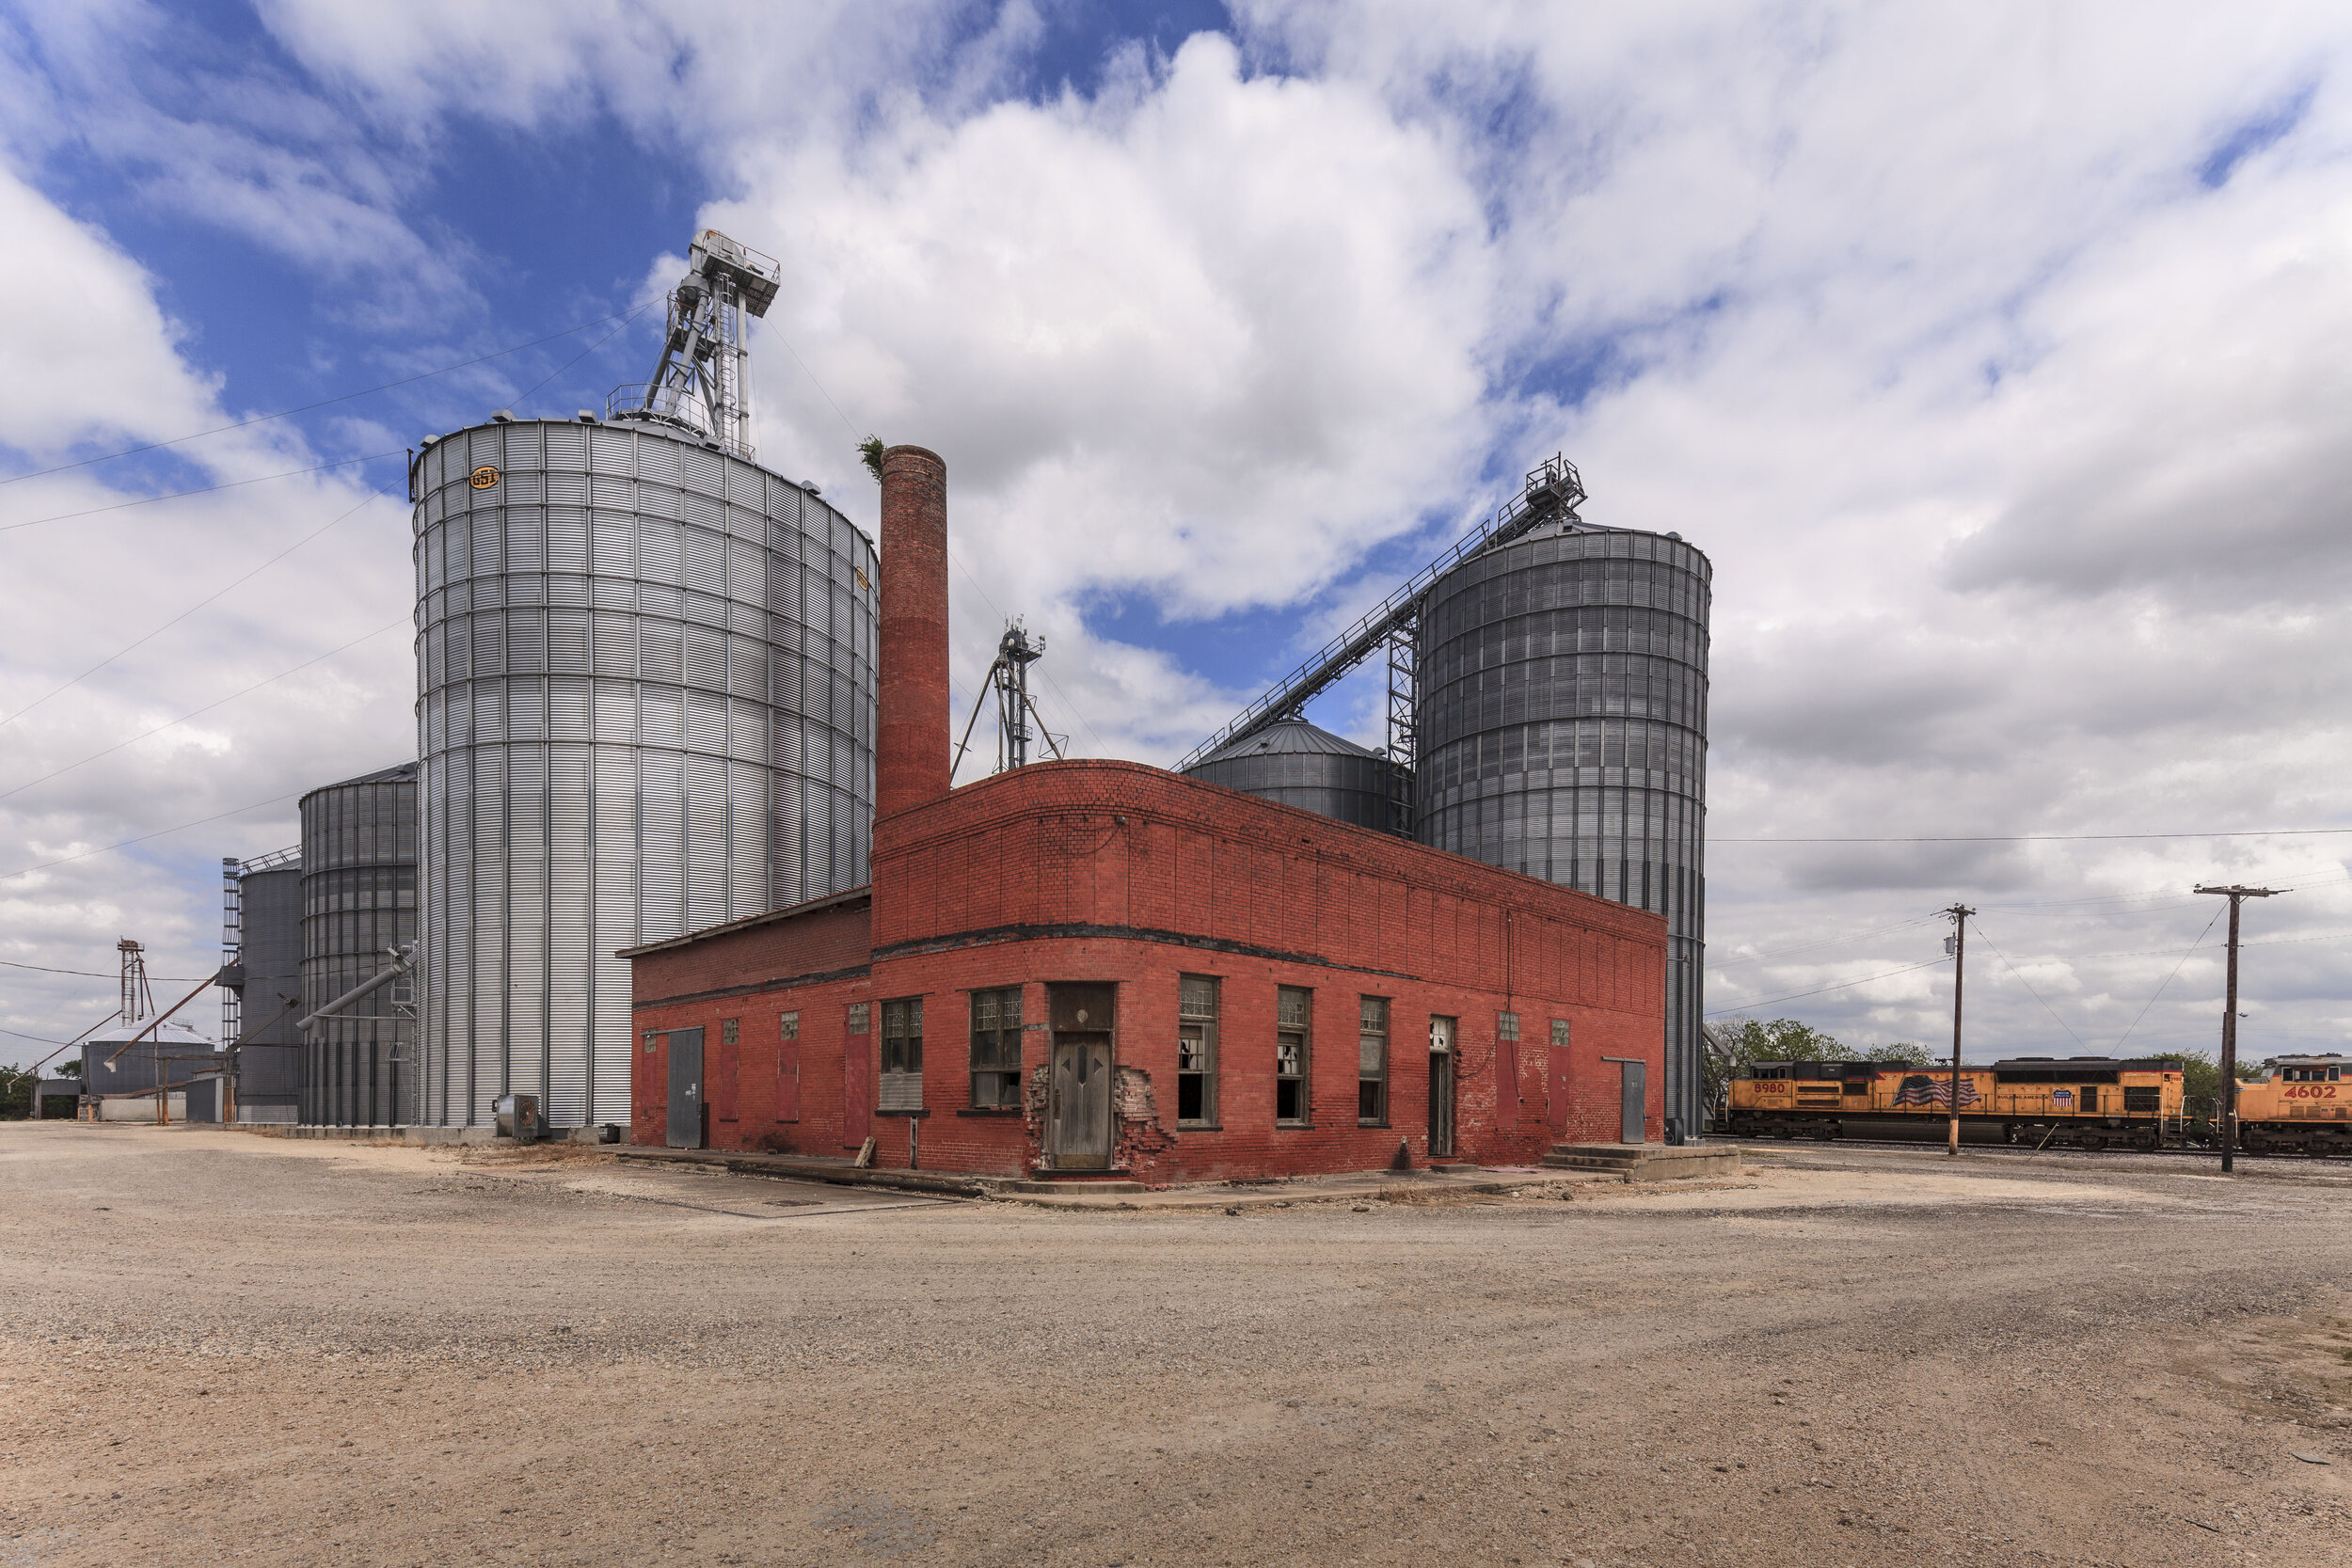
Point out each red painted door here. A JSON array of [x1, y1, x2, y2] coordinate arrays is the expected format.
[[1548, 1040, 1571, 1136], [843, 1005, 872, 1148]]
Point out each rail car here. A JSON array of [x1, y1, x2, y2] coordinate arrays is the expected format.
[[1724, 1056, 2184, 1151], [2233, 1054, 2350, 1155]]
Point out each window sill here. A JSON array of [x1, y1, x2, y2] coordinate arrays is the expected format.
[[1358, 1119, 1389, 1129], [1177, 1122, 1221, 1132], [1276, 1120, 1312, 1130], [956, 1107, 1022, 1117], [879, 1107, 930, 1118]]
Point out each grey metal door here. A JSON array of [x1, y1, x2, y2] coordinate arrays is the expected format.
[[1047, 1036, 1113, 1170], [1620, 1058, 1645, 1145], [666, 1027, 705, 1149]]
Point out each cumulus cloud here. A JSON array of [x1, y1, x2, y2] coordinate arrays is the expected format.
[[8, 1, 2352, 1068]]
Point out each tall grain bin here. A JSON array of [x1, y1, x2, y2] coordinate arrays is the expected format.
[[1415, 519, 1711, 1138], [299, 762, 418, 1126], [410, 416, 877, 1130], [1184, 718, 1404, 832], [230, 854, 306, 1122]]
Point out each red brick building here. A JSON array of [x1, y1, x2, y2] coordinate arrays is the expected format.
[[625, 446, 1668, 1181]]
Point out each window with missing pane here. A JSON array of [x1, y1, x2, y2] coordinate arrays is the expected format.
[[1178, 974, 1219, 1127], [969, 987, 1023, 1109], [880, 998, 922, 1112], [1277, 986, 1311, 1125], [1359, 995, 1389, 1126]]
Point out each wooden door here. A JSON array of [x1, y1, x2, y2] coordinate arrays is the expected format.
[[843, 1005, 872, 1148], [1426, 1016, 1456, 1157], [1047, 1036, 1114, 1169], [665, 1027, 705, 1149], [1044, 984, 1115, 1170]]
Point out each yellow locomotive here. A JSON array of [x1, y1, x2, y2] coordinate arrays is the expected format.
[[1726, 1056, 2184, 1151], [2233, 1054, 2350, 1155]]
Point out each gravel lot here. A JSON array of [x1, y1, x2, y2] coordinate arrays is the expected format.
[[2, 1123, 2347, 1567]]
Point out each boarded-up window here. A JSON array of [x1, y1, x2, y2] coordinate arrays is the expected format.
[[1359, 996, 1389, 1125], [777, 1011, 801, 1123], [1178, 975, 1219, 1127], [1277, 986, 1311, 1126], [880, 998, 923, 1112], [969, 988, 1023, 1108]]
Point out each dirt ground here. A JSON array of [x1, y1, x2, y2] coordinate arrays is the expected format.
[[2, 1125, 2347, 1567]]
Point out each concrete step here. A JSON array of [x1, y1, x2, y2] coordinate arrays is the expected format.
[[1540, 1143, 1742, 1180], [1002, 1178, 1148, 1195]]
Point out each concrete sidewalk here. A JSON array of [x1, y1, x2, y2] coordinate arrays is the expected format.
[[614, 1145, 1743, 1211]]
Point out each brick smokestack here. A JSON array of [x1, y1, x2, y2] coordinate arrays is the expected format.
[[876, 444, 951, 818]]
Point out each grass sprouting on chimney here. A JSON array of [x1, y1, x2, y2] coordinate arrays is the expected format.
[[859, 436, 885, 483]]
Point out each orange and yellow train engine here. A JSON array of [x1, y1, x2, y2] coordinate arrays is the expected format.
[[2232, 1055, 2350, 1156], [1727, 1056, 2185, 1150]]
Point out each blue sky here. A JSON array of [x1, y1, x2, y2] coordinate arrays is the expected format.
[[5, 0, 2352, 1068]]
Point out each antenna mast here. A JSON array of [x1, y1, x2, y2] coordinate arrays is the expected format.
[[610, 230, 781, 458]]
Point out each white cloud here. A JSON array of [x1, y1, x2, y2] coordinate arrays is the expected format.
[[10, 1, 2352, 1067]]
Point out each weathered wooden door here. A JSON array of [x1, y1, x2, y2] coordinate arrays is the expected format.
[[665, 1027, 705, 1149], [843, 1004, 872, 1149], [1619, 1059, 1646, 1145], [1046, 983, 1116, 1170], [1426, 1016, 1456, 1157]]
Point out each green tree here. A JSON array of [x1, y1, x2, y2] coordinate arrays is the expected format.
[[2169, 1049, 2259, 1120], [1700, 1018, 1939, 1125], [0, 1065, 32, 1118]]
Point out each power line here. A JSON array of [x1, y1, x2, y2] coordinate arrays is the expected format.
[[0, 451, 402, 534], [0, 775, 352, 882], [0, 481, 398, 729], [1705, 958, 1949, 1017], [0, 957, 213, 982], [508, 301, 657, 407], [1714, 827, 2352, 845], [0, 616, 408, 804], [0, 310, 633, 488], [1966, 917, 2086, 1049]]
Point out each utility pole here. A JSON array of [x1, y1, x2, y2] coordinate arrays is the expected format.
[[2193, 884, 2279, 1174], [1945, 906, 1974, 1155]]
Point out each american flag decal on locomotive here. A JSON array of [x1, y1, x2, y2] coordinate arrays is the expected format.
[[1894, 1074, 1981, 1109]]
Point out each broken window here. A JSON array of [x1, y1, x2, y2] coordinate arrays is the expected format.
[[1359, 996, 1389, 1125], [847, 1002, 870, 1034], [880, 998, 923, 1112], [780, 1011, 800, 1041], [1178, 974, 1219, 1127], [722, 1018, 739, 1047], [969, 987, 1024, 1109], [1277, 986, 1311, 1125], [1551, 1019, 1570, 1050], [642, 1030, 658, 1054]]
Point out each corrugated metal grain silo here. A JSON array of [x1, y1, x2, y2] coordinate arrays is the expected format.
[[1184, 718, 1403, 832], [1415, 519, 1712, 1137], [231, 856, 306, 1122], [299, 762, 418, 1126], [410, 416, 878, 1131]]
